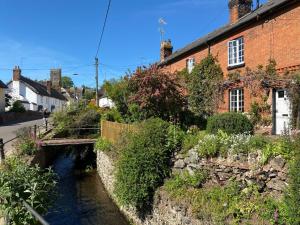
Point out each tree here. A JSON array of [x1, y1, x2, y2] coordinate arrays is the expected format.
[[82, 86, 96, 101], [128, 65, 185, 121], [102, 77, 130, 116], [10, 100, 26, 113], [187, 54, 223, 117], [61, 76, 74, 89]]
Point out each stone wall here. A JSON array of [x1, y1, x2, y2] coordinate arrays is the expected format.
[[96, 151, 203, 225], [96, 149, 289, 225], [0, 111, 43, 124], [174, 148, 288, 197]]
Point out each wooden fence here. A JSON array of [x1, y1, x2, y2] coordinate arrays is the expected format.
[[101, 120, 136, 144]]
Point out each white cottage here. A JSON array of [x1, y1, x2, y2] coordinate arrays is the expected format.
[[7, 66, 67, 112], [0, 80, 8, 112]]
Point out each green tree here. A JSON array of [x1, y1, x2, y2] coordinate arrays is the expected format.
[[82, 86, 95, 101], [102, 77, 130, 116], [61, 76, 74, 89], [187, 54, 223, 117], [10, 100, 26, 113]]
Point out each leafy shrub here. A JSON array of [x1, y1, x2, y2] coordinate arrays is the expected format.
[[18, 138, 38, 155], [95, 137, 113, 152], [115, 118, 181, 211], [196, 131, 253, 157], [52, 106, 101, 138], [182, 131, 206, 153], [261, 136, 294, 164], [10, 100, 26, 113], [0, 158, 57, 224], [207, 112, 253, 135], [283, 145, 300, 224], [73, 109, 100, 128], [166, 124, 186, 152], [165, 170, 208, 192], [102, 108, 123, 123], [165, 180, 277, 224], [16, 128, 39, 155]]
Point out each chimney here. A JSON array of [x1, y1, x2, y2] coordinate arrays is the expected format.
[[229, 0, 252, 24], [50, 68, 62, 91], [13, 66, 21, 81], [160, 40, 173, 62], [46, 81, 52, 94]]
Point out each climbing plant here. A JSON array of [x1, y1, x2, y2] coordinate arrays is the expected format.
[[187, 54, 223, 118]]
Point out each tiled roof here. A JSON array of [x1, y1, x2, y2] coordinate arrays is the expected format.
[[159, 0, 295, 66], [0, 80, 8, 88], [17, 76, 67, 101]]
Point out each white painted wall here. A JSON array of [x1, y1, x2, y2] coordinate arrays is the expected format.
[[7, 80, 67, 112], [99, 97, 115, 109], [0, 88, 5, 112]]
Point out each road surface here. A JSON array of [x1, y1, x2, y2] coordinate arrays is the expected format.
[[0, 119, 44, 153]]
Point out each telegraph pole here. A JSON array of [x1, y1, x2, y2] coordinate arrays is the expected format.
[[95, 57, 99, 107]]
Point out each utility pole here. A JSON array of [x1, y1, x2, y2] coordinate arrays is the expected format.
[[95, 57, 99, 107]]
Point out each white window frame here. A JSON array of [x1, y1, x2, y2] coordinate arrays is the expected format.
[[229, 89, 244, 112], [186, 57, 195, 74], [228, 37, 244, 67]]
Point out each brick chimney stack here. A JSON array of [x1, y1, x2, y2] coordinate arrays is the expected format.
[[229, 0, 252, 24], [13, 66, 21, 81], [46, 81, 52, 94], [160, 40, 173, 62], [50, 68, 62, 91]]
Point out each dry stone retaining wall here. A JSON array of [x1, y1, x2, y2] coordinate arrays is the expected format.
[[96, 149, 289, 225], [174, 148, 288, 197], [96, 151, 203, 225]]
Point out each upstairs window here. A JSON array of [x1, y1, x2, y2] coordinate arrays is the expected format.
[[186, 58, 195, 74], [228, 37, 244, 67], [230, 89, 244, 112]]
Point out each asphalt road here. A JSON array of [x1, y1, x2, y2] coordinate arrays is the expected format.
[[0, 119, 44, 152]]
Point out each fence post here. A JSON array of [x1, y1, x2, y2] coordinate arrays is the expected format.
[[45, 120, 48, 131], [34, 125, 37, 140], [0, 138, 5, 164]]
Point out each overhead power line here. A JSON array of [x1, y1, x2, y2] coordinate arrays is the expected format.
[[95, 0, 112, 58], [0, 64, 94, 72]]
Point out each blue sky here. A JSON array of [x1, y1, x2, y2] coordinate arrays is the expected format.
[[0, 0, 267, 87]]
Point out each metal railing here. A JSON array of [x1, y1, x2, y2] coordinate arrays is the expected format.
[[0, 122, 54, 224], [1, 198, 50, 225], [0, 122, 100, 224]]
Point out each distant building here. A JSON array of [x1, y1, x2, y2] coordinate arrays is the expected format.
[[159, 0, 300, 134], [0, 80, 8, 112], [98, 88, 115, 109], [7, 66, 67, 112], [99, 97, 115, 109]]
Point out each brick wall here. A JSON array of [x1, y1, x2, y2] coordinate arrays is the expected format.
[[162, 2, 300, 113]]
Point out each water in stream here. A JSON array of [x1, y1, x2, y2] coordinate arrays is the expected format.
[[45, 153, 129, 225]]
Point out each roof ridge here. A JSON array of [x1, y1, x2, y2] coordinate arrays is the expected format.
[[159, 0, 292, 66]]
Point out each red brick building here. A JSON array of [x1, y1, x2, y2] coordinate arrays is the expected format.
[[159, 0, 300, 134]]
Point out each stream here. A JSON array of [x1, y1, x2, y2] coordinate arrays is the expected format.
[[45, 152, 129, 225]]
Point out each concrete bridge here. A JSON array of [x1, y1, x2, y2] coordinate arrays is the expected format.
[[40, 138, 97, 146]]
